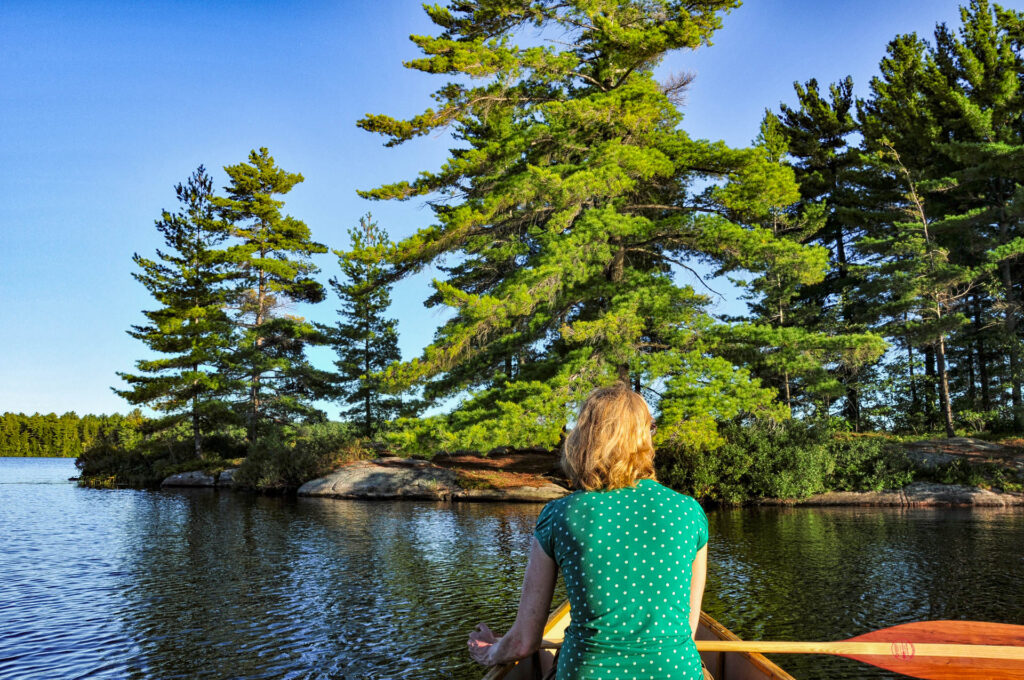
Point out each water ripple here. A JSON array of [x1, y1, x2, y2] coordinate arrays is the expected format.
[[2, 459, 1023, 679]]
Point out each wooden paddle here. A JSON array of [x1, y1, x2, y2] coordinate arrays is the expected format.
[[540, 620, 1024, 680]]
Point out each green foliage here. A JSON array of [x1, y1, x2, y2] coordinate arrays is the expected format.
[[325, 214, 408, 437], [212, 148, 331, 441], [233, 421, 362, 492], [657, 419, 914, 503], [920, 457, 1023, 492], [0, 411, 125, 457], [828, 433, 915, 492], [115, 166, 236, 457], [771, 76, 878, 426], [360, 0, 835, 449], [75, 415, 247, 488]]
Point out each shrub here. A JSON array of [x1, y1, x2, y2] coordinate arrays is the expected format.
[[657, 419, 917, 503], [919, 458, 1023, 492], [233, 421, 364, 492], [827, 433, 914, 492], [77, 420, 186, 487], [76, 419, 247, 488], [657, 419, 832, 503]]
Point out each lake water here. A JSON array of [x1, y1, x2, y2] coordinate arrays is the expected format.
[[1, 457, 1022, 679]]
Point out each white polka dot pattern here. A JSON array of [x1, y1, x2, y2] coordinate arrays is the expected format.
[[534, 479, 709, 679]]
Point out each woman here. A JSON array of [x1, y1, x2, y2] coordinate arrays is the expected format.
[[468, 383, 709, 679]]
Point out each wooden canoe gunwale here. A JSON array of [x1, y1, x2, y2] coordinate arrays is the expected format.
[[697, 610, 796, 680], [481, 601, 795, 680]]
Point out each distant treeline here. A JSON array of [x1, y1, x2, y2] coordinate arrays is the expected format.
[[0, 412, 139, 458]]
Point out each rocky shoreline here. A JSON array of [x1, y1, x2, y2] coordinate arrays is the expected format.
[[296, 457, 569, 501], [161, 456, 570, 502], [759, 481, 1024, 508], [160, 458, 1024, 506]]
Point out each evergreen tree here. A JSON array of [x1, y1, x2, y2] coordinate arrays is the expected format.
[[115, 166, 234, 456], [358, 0, 839, 452], [857, 31, 949, 430], [858, 143, 975, 437], [857, 0, 1024, 431], [775, 76, 876, 428], [722, 112, 885, 418], [213, 148, 330, 441], [931, 0, 1024, 427], [327, 214, 405, 437]]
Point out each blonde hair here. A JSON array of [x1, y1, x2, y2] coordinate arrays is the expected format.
[[562, 383, 656, 491]]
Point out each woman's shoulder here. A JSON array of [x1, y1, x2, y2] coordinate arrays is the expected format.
[[538, 489, 580, 517], [640, 479, 705, 510]]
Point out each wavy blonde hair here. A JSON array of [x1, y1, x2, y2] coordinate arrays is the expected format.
[[562, 383, 656, 491]]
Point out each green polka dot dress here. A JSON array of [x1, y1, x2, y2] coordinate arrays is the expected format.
[[534, 478, 709, 679]]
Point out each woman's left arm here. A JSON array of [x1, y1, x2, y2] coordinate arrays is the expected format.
[[468, 537, 557, 666], [688, 543, 708, 639]]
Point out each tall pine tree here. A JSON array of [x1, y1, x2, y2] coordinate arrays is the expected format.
[[327, 214, 404, 437], [775, 76, 877, 428], [721, 112, 884, 419], [115, 166, 234, 457], [213, 148, 330, 441], [358, 0, 836, 453]]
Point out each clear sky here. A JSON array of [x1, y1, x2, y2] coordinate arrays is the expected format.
[[1, 0, 969, 417]]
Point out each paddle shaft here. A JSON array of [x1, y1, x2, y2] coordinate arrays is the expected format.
[[541, 639, 1024, 660], [695, 640, 1024, 660]]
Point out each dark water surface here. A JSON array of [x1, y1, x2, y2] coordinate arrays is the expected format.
[[1, 458, 1022, 679]]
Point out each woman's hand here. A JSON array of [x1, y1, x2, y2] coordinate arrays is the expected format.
[[467, 539, 557, 667], [468, 623, 499, 666]]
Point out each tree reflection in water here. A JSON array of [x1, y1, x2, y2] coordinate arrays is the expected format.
[[64, 484, 1024, 680]]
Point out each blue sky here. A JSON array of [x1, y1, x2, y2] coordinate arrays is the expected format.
[[0, 0, 969, 417]]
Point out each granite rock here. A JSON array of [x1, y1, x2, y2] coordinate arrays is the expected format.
[[298, 459, 569, 502], [162, 470, 216, 488], [764, 481, 1024, 507]]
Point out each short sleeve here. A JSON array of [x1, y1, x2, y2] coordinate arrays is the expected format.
[[691, 497, 709, 550], [533, 500, 557, 560]]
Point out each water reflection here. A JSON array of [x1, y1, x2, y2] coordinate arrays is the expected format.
[[704, 506, 1024, 679], [2, 459, 1022, 680]]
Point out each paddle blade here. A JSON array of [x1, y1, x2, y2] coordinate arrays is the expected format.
[[842, 620, 1024, 680]]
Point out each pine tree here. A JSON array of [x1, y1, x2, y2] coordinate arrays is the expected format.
[[722, 112, 885, 418], [858, 0, 1024, 431], [358, 0, 836, 452], [931, 0, 1024, 427], [858, 143, 976, 437], [213, 148, 330, 441], [327, 214, 404, 437], [774, 76, 878, 428], [115, 166, 234, 457]]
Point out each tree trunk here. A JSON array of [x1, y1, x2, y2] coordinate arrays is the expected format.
[[999, 259, 1023, 428], [907, 338, 918, 416], [966, 345, 976, 410], [924, 346, 936, 430], [192, 376, 201, 459], [364, 336, 372, 438], [834, 224, 860, 428], [249, 261, 268, 444], [783, 370, 792, 416], [936, 334, 955, 438], [607, 238, 630, 385], [976, 298, 991, 412]]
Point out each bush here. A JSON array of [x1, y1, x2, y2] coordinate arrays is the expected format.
[[76, 418, 247, 488], [657, 419, 832, 503], [827, 433, 914, 492], [233, 421, 364, 492], [657, 419, 916, 503], [919, 458, 1023, 492]]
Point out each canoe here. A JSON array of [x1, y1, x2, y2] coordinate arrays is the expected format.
[[482, 600, 795, 680]]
